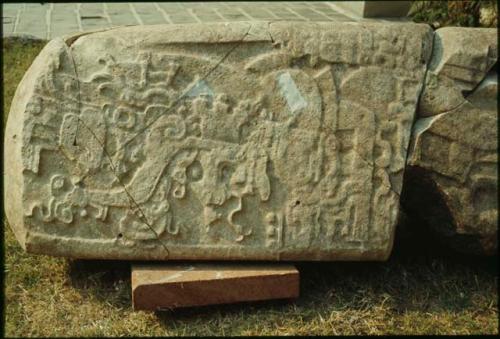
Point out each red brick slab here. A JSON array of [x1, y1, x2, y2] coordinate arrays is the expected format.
[[132, 263, 299, 310]]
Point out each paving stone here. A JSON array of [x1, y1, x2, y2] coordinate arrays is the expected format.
[[79, 3, 105, 17], [2, 2, 358, 40], [132, 263, 299, 310], [4, 21, 432, 261], [2, 4, 23, 18], [106, 3, 139, 26], [15, 5, 48, 38], [52, 6, 81, 36], [133, 3, 168, 25]]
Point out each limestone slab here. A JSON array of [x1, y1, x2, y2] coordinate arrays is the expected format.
[[405, 73, 498, 255], [4, 21, 433, 260], [131, 263, 299, 310]]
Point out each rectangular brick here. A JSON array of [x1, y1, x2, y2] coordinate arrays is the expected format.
[[132, 263, 299, 310]]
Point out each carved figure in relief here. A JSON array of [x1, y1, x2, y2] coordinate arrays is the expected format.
[[119, 53, 332, 245], [23, 44, 411, 250]]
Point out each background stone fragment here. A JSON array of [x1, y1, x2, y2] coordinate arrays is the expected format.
[[418, 27, 497, 117], [405, 72, 498, 255]]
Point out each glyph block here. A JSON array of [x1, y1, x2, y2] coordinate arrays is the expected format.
[[4, 22, 433, 260]]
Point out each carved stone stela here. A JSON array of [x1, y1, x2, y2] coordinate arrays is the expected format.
[[4, 22, 432, 260]]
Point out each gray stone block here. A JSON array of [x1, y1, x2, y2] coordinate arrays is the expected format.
[[4, 21, 432, 261]]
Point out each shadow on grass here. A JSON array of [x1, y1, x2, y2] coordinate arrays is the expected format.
[[64, 217, 497, 323], [66, 259, 132, 308], [157, 245, 496, 327]]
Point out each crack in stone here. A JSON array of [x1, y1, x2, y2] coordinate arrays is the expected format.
[[400, 27, 437, 197], [63, 39, 83, 147], [464, 69, 497, 100], [417, 99, 471, 122], [76, 22, 255, 188], [426, 92, 479, 117], [73, 116, 171, 256], [59, 23, 255, 255], [429, 68, 499, 116], [414, 29, 436, 115], [63, 38, 170, 255], [267, 21, 275, 44]]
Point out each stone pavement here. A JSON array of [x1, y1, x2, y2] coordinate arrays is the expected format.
[[2, 2, 363, 40]]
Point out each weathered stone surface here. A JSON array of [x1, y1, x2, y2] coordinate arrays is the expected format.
[[405, 73, 498, 255], [4, 21, 432, 260], [132, 263, 299, 310], [418, 27, 497, 117]]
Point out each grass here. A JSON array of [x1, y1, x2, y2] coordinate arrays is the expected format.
[[2, 38, 498, 336]]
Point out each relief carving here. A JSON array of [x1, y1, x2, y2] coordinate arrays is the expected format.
[[5, 22, 433, 260]]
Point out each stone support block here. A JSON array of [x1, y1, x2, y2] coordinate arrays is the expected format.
[[132, 263, 299, 310]]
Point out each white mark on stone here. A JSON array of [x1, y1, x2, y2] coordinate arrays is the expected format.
[[277, 72, 307, 114], [412, 114, 442, 135], [158, 265, 196, 283], [215, 271, 223, 279], [186, 80, 214, 98]]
